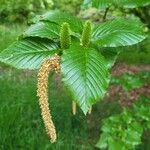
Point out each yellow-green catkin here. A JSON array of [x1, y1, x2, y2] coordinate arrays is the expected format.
[[60, 22, 71, 49], [80, 21, 92, 47], [88, 107, 92, 114], [37, 54, 60, 143], [72, 101, 77, 115]]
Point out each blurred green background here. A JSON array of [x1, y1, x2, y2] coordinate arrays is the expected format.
[[0, 0, 150, 149]]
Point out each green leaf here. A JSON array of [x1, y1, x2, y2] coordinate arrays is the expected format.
[[123, 124, 142, 146], [134, 105, 150, 121], [61, 44, 109, 114], [23, 21, 60, 40], [131, 122, 143, 134], [111, 73, 146, 91], [97, 96, 150, 150], [93, 0, 111, 9], [108, 137, 125, 150], [0, 38, 59, 69], [92, 18, 146, 47], [81, 0, 110, 10], [121, 110, 133, 124], [35, 10, 83, 33], [96, 133, 109, 149]]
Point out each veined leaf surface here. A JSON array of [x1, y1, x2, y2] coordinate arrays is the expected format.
[[92, 19, 146, 47], [0, 38, 59, 69], [61, 44, 109, 114], [23, 21, 60, 40], [35, 11, 84, 33]]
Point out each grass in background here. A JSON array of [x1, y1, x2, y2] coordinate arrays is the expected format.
[[0, 69, 121, 150], [0, 70, 89, 150]]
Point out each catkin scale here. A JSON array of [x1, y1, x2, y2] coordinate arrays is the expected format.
[[37, 54, 60, 143]]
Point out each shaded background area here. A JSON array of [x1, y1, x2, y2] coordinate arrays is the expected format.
[[0, 1, 150, 149]]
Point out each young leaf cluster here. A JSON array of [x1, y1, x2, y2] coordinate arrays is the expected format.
[[96, 96, 150, 150]]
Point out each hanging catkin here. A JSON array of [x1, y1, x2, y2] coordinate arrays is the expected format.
[[37, 54, 60, 143]]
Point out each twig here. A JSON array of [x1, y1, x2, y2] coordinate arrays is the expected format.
[[103, 7, 110, 21]]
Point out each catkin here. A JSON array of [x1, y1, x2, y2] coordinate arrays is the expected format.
[[72, 101, 77, 115], [37, 54, 60, 143], [80, 21, 92, 47], [60, 22, 71, 49]]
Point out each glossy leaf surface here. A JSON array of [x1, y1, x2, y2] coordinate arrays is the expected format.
[[61, 44, 109, 114], [0, 38, 59, 69], [92, 19, 146, 47]]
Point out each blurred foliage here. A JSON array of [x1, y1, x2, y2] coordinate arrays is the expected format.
[[80, 0, 150, 29], [0, 0, 53, 23], [81, 0, 150, 9], [0, 0, 83, 23], [0, 0, 149, 28], [0, 24, 25, 51], [97, 96, 150, 150], [111, 72, 150, 91], [53, 0, 82, 14]]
